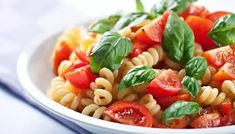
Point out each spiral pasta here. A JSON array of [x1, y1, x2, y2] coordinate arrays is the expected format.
[[117, 88, 139, 101], [57, 26, 81, 50], [69, 51, 79, 62], [164, 56, 181, 70], [221, 80, 235, 100], [195, 86, 226, 106], [57, 60, 73, 78], [92, 68, 116, 106], [139, 94, 161, 116], [49, 77, 81, 110], [118, 27, 135, 39], [194, 43, 204, 56], [81, 104, 110, 120]]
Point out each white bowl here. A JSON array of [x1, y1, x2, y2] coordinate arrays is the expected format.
[[17, 17, 235, 134]]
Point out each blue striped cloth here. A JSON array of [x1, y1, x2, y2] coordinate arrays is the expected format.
[[0, 0, 91, 133]]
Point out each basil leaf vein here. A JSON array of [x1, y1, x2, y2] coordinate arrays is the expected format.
[[162, 12, 195, 65], [185, 56, 208, 79], [182, 76, 200, 98], [90, 32, 132, 73], [162, 100, 201, 123], [89, 14, 121, 34], [209, 13, 235, 46], [118, 66, 156, 90]]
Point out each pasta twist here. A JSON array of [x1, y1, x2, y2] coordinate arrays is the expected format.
[[92, 68, 116, 106], [57, 60, 72, 78], [118, 27, 135, 40], [164, 56, 181, 70], [195, 86, 226, 106], [69, 51, 78, 62], [49, 77, 80, 110], [57, 26, 81, 50], [194, 43, 204, 56], [117, 88, 139, 101], [81, 104, 110, 120], [139, 94, 161, 116], [221, 80, 235, 100]]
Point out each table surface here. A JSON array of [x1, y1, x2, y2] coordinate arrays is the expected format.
[[1, 0, 235, 133]]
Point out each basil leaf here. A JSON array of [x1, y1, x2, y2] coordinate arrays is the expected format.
[[90, 32, 132, 73], [182, 76, 200, 98], [118, 66, 156, 90], [185, 56, 208, 79], [136, 0, 144, 13], [89, 14, 121, 34], [209, 13, 235, 46], [151, 0, 196, 16], [112, 12, 154, 31], [162, 12, 195, 65], [162, 100, 201, 123]]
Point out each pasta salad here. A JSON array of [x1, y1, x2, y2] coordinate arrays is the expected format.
[[49, 0, 235, 128]]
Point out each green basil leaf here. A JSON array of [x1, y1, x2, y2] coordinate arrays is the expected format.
[[185, 56, 208, 79], [182, 76, 200, 98], [118, 66, 156, 90], [209, 13, 235, 46], [151, 0, 196, 16], [136, 0, 144, 13], [89, 14, 121, 34], [90, 32, 132, 73], [162, 100, 201, 123], [162, 12, 195, 65], [112, 12, 154, 31]]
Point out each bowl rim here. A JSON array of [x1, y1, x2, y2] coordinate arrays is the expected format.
[[17, 29, 235, 134]]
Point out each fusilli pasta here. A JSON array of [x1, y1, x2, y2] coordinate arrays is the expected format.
[[194, 43, 204, 56], [81, 104, 110, 120], [117, 88, 139, 101], [57, 60, 72, 78], [139, 94, 161, 116], [49, 77, 81, 110], [221, 80, 235, 100], [164, 56, 181, 70], [195, 86, 226, 106]]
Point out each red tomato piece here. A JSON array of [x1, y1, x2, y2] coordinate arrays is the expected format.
[[147, 69, 182, 98], [213, 63, 235, 82], [75, 47, 91, 63], [180, 5, 209, 19], [105, 101, 153, 127], [135, 11, 170, 46], [65, 65, 97, 89], [129, 40, 148, 59], [153, 117, 187, 128], [218, 101, 233, 125], [185, 16, 216, 50], [61, 61, 88, 78], [206, 11, 231, 22], [52, 43, 72, 75], [156, 94, 191, 110], [191, 113, 221, 128], [202, 46, 234, 69]]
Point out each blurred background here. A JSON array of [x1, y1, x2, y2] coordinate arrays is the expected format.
[[0, 0, 235, 133]]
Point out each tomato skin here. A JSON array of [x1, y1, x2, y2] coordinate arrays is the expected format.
[[180, 5, 209, 19], [206, 11, 231, 22], [156, 94, 191, 110], [129, 40, 148, 59], [53, 43, 73, 75], [65, 65, 97, 90], [202, 46, 234, 69], [147, 69, 182, 98], [59, 61, 88, 78], [135, 11, 170, 46], [105, 101, 153, 127], [218, 101, 233, 125], [191, 113, 221, 128], [185, 16, 216, 50], [213, 63, 235, 82], [75, 47, 91, 63]]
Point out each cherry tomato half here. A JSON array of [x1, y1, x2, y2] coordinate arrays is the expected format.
[[206, 11, 231, 22], [52, 43, 72, 75], [191, 113, 221, 128], [135, 11, 170, 46], [147, 69, 182, 98], [213, 63, 235, 82], [156, 94, 191, 110], [65, 65, 97, 89], [180, 4, 209, 19], [218, 101, 233, 126], [129, 40, 148, 59], [75, 46, 91, 64], [202, 46, 234, 69], [105, 101, 153, 127], [185, 16, 216, 50]]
